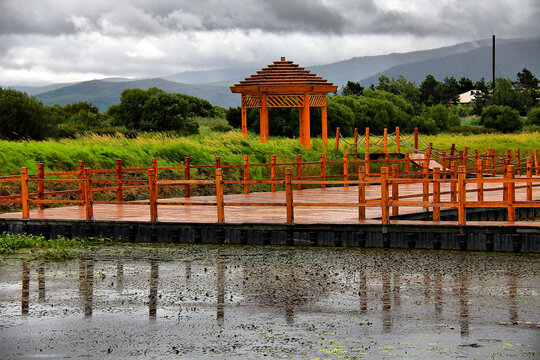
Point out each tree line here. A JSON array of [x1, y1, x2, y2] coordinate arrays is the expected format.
[[226, 68, 539, 135], [0, 68, 538, 140], [0, 87, 221, 140]]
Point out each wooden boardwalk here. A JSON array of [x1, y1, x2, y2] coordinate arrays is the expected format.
[[2, 182, 538, 225]]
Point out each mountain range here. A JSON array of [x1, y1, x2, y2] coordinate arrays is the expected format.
[[3, 37, 539, 111]]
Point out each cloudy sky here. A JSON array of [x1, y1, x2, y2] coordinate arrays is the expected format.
[[1, 0, 538, 85]]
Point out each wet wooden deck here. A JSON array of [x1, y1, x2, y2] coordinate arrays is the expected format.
[[1, 182, 538, 225]]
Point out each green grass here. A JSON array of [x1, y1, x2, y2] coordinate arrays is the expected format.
[[0, 129, 538, 176], [0, 233, 112, 260]]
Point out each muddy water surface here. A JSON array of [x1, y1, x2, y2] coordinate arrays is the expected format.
[[0, 245, 539, 359]]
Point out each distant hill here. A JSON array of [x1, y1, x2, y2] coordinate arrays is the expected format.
[[35, 78, 238, 111], [360, 38, 540, 86], [14, 36, 540, 110], [163, 38, 519, 86]]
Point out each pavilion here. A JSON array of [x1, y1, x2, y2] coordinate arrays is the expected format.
[[230, 57, 338, 148]]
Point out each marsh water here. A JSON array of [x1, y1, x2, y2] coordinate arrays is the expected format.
[[0, 245, 539, 359]]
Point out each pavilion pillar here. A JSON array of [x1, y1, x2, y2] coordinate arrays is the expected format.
[[299, 107, 304, 145], [302, 92, 311, 148], [321, 103, 328, 146], [241, 106, 247, 139], [260, 93, 269, 143]]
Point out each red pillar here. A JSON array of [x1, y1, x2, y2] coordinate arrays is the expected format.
[[260, 93, 269, 143]]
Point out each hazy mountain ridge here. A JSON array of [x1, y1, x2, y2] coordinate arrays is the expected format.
[[5, 37, 537, 110], [360, 38, 540, 86]]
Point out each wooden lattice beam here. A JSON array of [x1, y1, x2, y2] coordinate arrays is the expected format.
[[267, 95, 304, 108], [241, 95, 262, 108]]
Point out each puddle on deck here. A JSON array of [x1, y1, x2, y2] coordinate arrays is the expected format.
[[0, 245, 539, 359]]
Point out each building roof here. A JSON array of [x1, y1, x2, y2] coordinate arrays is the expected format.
[[458, 89, 481, 104], [230, 57, 338, 95]]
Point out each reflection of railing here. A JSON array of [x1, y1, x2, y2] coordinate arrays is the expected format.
[[1, 151, 538, 225]]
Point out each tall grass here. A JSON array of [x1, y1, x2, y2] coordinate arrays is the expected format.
[[0, 129, 538, 175]]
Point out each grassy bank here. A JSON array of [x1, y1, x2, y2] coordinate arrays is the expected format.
[[0, 129, 538, 175], [0, 233, 112, 260]]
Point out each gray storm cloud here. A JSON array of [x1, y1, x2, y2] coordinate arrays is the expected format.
[[0, 0, 538, 85]]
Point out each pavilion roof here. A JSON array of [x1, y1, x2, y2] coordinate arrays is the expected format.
[[230, 57, 337, 94]]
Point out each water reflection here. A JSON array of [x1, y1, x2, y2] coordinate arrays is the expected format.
[[508, 275, 518, 324], [457, 275, 469, 338], [149, 260, 158, 318], [216, 255, 225, 325], [10, 247, 536, 344], [21, 261, 29, 315], [116, 260, 124, 293], [38, 263, 45, 301], [79, 256, 94, 317]]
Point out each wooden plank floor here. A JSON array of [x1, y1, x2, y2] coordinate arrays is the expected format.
[[1, 182, 538, 225]]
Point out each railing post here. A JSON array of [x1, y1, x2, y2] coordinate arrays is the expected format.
[[458, 165, 466, 225], [491, 149, 496, 176], [381, 167, 389, 224], [395, 126, 400, 153], [474, 149, 479, 165], [215, 168, 224, 223], [20, 167, 29, 219], [427, 143, 433, 162], [115, 159, 123, 202], [184, 157, 191, 198], [464, 146, 469, 158], [383, 128, 388, 154], [526, 157, 532, 201], [148, 168, 157, 222], [450, 144, 456, 156], [84, 167, 93, 221], [335, 127, 340, 152], [450, 161, 457, 203], [503, 165, 508, 202], [364, 153, 370, 177], [404, 153, 410, 175], [271, 155, 277, 192], [422, 160, 429, 211], [296, 154, 302, 191], [358, 166, 365, 220], [354, 128, 358, 155], [459, 151, 464, 166], [365, 127, 370, 153], [506, 165, 515, 222], [320, 154, 326, 189], [442, 152, 447, 179], [78, 161, 85, 205], [152, 158, 158, 181], [343, 153, 349, 188], [37, 163, 45, 210], [215, 157, 221, 172], [433, 168, 440, 221], [534, 149, 539, 176], [285, 168, 293, 223], [515, 149, 521, 175], [391, 164, 399, 216], [385, 152, 390, 170], [243, 155, 250, 194], [476, 159, 484, 202], [414, 127, 418, 154]]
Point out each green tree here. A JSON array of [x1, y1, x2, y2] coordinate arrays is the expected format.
[[108, 87, 213, 134], [342, 81, 364, 96], [480, 105, 523, 133], [422, 104, 460, 131], [489, 78, 532, 115], [0, 88, 55, 140], [375, 75, 420, 107], [526, 107, 540, 126], [516, 68, 539, 107], [458, 77, 474, 93], [419, 74, 440, 106]]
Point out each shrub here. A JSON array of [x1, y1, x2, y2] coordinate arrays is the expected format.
[[447, 125, 495, 135], [210, 124, 232, 132], [480, 105, 523, 133], [527, 107, 540, 126]]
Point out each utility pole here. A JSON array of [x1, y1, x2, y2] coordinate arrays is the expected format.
[[492, 34, 496, 89]]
